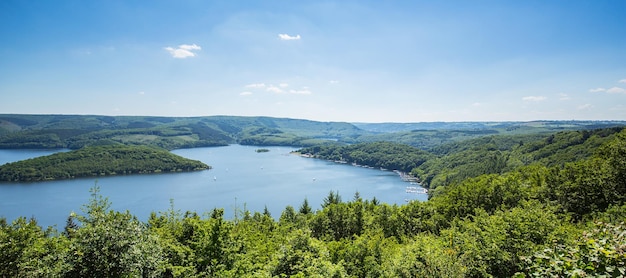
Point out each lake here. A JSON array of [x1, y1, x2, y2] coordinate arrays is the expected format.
[[0, 145, 427, 228]]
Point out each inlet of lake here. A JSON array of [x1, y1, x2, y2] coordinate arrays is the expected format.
[[0, 145, 427, 228]]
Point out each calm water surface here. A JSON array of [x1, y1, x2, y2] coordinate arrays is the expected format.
[[0, 145, 426, 228]]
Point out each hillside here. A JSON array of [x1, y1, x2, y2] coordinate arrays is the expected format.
[[0, 114, 368, 150], [354, 120, 626, 133], [3, 114, 625, 151], [353, 120, 626, 150], [298, 127, 626, 190]]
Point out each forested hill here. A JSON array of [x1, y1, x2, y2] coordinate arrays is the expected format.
[[0, 114, 367, 150], [298, 141, 434, 173], [0, 145, 209, 182], [2, 114, 625, 150], [354, 120, 626, 150], [299, 127, 626, 190], [354, 120, 626, 133]]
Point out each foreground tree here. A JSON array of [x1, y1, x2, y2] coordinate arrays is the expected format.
[[65, 186, 163, 277], [0, 217, 69, 277]]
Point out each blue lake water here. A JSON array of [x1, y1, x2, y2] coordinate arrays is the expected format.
[[0, 145, 427, 228]]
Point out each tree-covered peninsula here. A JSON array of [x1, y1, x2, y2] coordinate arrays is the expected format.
[[0, 145, 209, 182], [300, 127, 625, 191]]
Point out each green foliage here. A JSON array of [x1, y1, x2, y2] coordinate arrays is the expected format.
[[414, 128, 622, 189], [299, 198, 312, 215], [184, 209, 242, 276], [322, 190, 343, 208], [543, 130, 626, 219], [269, 229, 345, 277], [311, 199, 366, 241], [329, 229, 397, 277], [147, 201, 198, 277], [66, 186, 163, 277], [519, 221, 626, 277], [300, 141, 433, 172], [357, 128, 502, 150], [0, 217, 69, 277], [385, 233, 467, 277], [0, 145, 209, 181], [442, 201, 567, 277], [432, 171, 533, 220]]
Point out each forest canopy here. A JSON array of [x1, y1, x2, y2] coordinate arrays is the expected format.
[[300, 127, 624, 190]]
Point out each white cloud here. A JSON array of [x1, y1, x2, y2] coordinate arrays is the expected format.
[[289, 89, 312, 95], [278, 34, 301, 40], [559, 93, 570, 100], [471, 102, 482, 107], [245, 82, 311, 95], [240, 91, 253, 96], [522, 96, 547, 101], [589, 88, 606, 93], [266, 86, 283, 93], [164, 44, 201, 58], [619, 79, 626, 83], [138, 91, 145, 95], [245, 83, 266, 89], [329, 80, 340, 84], [578, 104, 593, 110], [607, 87, 626, 94]]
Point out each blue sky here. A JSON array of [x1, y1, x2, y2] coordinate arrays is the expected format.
[[1, 1, 625, 122]]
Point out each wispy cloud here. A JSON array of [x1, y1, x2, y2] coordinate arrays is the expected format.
[[278, 34, 301, 40], [266, 85, 283, 93], [578, 104, 593, 110], [522, 96, 547, 101], [589, 78, 626, 94], [559, 93, 570, 100], [588, 78, 626, 94], [329, 80, 340, 84], [289, 88, 312, 95], [240, 91, 253, 96], [245, 83, 266, 89], [244, 82, 311, 95], [164, 44, 201, 58], [607, 87, 626, 94], [589, 88, 606, 93]]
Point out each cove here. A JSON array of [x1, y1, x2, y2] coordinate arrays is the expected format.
[[0, 145, 427, 228]]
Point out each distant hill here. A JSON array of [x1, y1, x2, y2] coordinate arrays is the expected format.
[[352, 120, 626, 150], [2, 114, 625, 151], [353, 120, 626, 133], [0, 114, 369, 150]]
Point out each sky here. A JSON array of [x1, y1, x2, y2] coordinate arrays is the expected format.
[[1, 1, 625, 123]]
